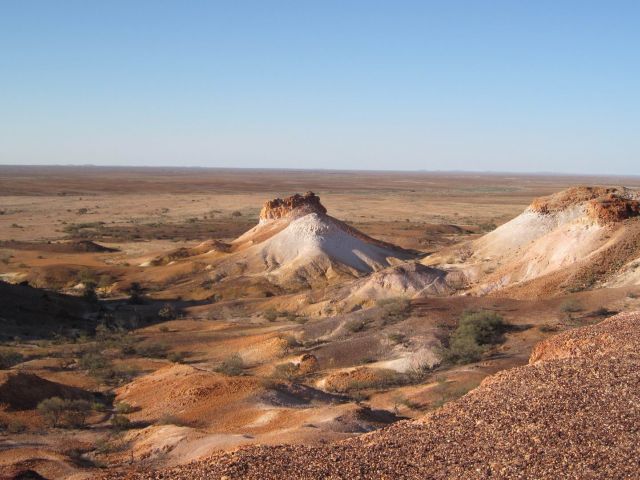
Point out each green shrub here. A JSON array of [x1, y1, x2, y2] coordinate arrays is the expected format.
[[110, 414, 131, 430], [387, 332, 407, 345], [135, 342, 169, 358], [37, 397, 67, 428], [64, 399, 93, 428], [538, 323, 559, 333], [78, 351, 110, 372], [345, 319, 366, 333], [215, 354, 244, 376], [114, 401, 134, 414], [158, 304, 176, 320], [6, 418, 26, 433], [156, 414, 186, 426], [271, 362, 299, 380], [456, 310, 507, 345], [0, 349, 24, 369], [377, 298, 411, 324], [560, 300, 582, 313], [263, 308, 279, 322], [442, 310, 508, 365], [37, 398, 93, 428], [167, 351, 186, 363]]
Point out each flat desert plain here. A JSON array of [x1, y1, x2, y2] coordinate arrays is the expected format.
[[1, 166, 640, 479]]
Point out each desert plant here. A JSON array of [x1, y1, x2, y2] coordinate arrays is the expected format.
[[345, 319, 366, 333], [110, 414, 131, 430], [37, 397, 67, 427], [6, 418, 27, 433], [135, 342, 169, 358], [387, 332, 407, 345], [114, 401, 134, 414], [263, 308, 279, 322], [442, 310, 508, 365], [158, 304, 176, 320], [167, 351, 186, 363], [0, 349, 24, 369], [64, 399, 92, 428], [538, 323, 559, 333], [377, 298, 411, 324], [592, 307, 612, 317], [127, 282, 145, 304], [156, 414, 186, 426], [560, 299, 583, 313], [215, 354, 244, 376], [271, 362, 299, 380], [37, 397, 93, 428]]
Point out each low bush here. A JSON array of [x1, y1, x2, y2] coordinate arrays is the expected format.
[[271, 362, 299, 380], [158, 304, 176, 321], [560, 299, 583, 313], [110, 414, 131, 430], [114, 401, 134, 414], [156, 414, 186, 426], [167, 351, 186, 363], [0, 349, 24, 369], [263, 308, 279, 322], [345, 319, 366, 333], [377, 298, 411, 324], [538, 323, 559, 333], [442, 310, 508, 365], [37, 397, 93, 428], [135, 342, 169, 358], [215, 354, 244, 376], [6, 418, 27, 433], [387, 332, 407, 345]]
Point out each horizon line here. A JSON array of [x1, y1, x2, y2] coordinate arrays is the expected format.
[[0, 163, 639, 178]]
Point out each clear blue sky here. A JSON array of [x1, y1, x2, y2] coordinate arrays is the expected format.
[[1, 1, 639, 174]]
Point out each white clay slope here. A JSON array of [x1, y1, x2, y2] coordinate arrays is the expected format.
[[256, 213, 410, 274]]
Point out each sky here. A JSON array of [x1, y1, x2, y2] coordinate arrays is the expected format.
[[1, 1, 639, 174]]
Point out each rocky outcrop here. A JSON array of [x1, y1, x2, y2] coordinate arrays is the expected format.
[[529, 186, 640, 224], [259, 192, 327, 222], [586, 193, 640, 224], [529, 186, 618, 214]]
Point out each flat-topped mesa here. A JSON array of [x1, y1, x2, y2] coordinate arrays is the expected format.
[[529, 186, 640, 223], [259, 192, 327, 222]]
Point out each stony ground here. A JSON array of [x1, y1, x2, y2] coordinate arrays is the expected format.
[[107, 312, 640, 480]]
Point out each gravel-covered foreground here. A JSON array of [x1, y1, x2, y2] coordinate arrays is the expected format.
[[108, 312, 640, 480]]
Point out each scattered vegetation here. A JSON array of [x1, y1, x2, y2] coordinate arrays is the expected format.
[[387, 332, 408, 345], [270, 362, 300, 381], [0, 349, 24, 369], [345, 319, 367, 333], [441, 310, 508, 364], [114, 401, 134, 414], [135, 342, 169, 359], [158, 303, 177, 320], [538, 323, 559, 333], [156, 414, 187, 426], [167, 351, 187, 363], [37, 397, 93, 428], [78, 350, 139, 385], [560, 299, 583, 313], [215, 354, 244, 376], [110, 414, 132, 430], [377, 298, 411, 324]]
